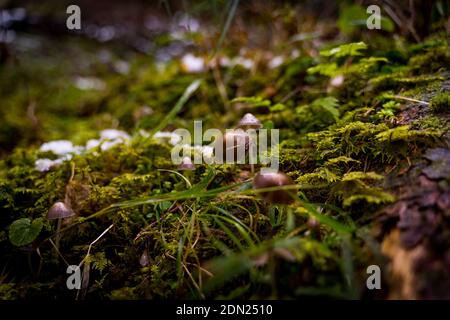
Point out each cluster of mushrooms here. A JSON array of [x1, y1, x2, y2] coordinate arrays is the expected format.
[[46, 114, 298, 254], [178, 113, 297, 205]]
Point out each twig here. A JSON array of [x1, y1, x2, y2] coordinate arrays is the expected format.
[[49, 239, 70, 266], [75, 224, 113, 300], [69, 162, 75, 182], [392, 95, 429, 105], [382, 1, 420, 42], [166, 253, 207, 299], [182, 263, 205, 299], [382, 4, 402, 29], [79, 224, 114, 267]]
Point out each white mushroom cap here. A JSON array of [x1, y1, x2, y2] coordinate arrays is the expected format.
[[47, 202, 75, 220], [178, 156, 195, 170], [140, 249, 150, 267], [237, 113, 262, 130]]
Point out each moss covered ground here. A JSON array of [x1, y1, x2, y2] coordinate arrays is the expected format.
[[0, 1, 449, 300]]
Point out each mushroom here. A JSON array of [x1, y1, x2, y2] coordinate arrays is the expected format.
[[236, 113, 261, 172], [133, 105, 154, 122], [307, 217, 321, 239], [47, 202, 75, 250], [139, 249, 150, 267], [215, 129, 250, 163], [178, 156, 195, 170], [252, 171, 297, 204], [237, 113, 262, 130], [307, 217, 320, 230]]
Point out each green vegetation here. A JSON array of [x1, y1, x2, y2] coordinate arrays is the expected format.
[[0, 1, 449, 300], [431, 92, 450, 113]]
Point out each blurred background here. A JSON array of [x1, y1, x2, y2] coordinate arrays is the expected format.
[[0, 0, 448, 156]]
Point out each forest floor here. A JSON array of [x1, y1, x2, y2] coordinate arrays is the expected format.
[[0, 1, 449, 299]]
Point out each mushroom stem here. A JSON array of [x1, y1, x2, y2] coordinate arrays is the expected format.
[[55, 218, 62, 251], [47, 201, 75, 254]]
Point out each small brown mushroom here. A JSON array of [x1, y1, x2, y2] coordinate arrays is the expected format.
[[215, 130, 250, 163], [252, 171, 297, 204], [133, 106, 154, 122], [178, 156, 195, 170], [47, 202, 75, 250], [237, 113, 262, 130]]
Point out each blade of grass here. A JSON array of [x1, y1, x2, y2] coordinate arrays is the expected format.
[[211, 0, 239, 58], [341, 236, 358, 299], [150, 79, 202, 135], [209, 213, 255, 248], [212, 205, 256, 235], [218, 203, 260, 242], [158, 169, 192, 188], [212, 217, 244, 251], [299, 201, 354, 234]]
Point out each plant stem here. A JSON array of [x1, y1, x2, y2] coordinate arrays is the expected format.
[[55, 218, 62, 250]]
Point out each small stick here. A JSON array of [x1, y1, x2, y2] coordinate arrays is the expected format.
[[79, 224, 114, 267], [75, 224, 114, 300], [49, 239, 70, 266], [69, 162, 75, 182], [392, 95, 429, 105]]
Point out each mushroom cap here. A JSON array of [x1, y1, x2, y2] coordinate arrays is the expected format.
[[307, 217, 320, 230], [139, 249, 150, 267], [252, 171, 297, 204], [237, 113, 262, 130], [47, 202, 75, 220], [178, 156, 195, 170]]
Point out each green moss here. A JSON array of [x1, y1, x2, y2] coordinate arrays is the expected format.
[[408, 44, 450, 73], [430, 91, 450, 113], [0, 284, 18, 300], [296, 167, 340, 187], [411, 115, 450, 131], [375, 125, 440, 142], [0, 8, 449, 299]]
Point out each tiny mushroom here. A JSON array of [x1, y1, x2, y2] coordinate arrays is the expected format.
[[252, 171, 297, 204], [307, 217, 321, 239], [47, 202, 75, 249], [237, 113, 262, 130], [139, 249, 150, 267], [178, 156, 195, 170], [307, 217, 320, 230], [216, 129, 250, 163]]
